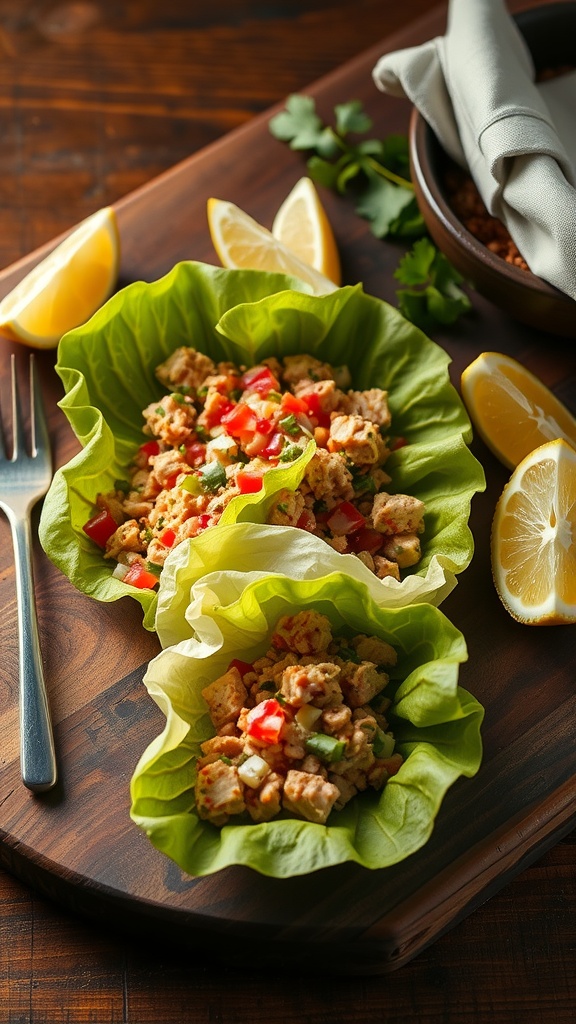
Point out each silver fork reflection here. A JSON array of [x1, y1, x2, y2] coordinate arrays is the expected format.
[[0, 354, 57, 791]]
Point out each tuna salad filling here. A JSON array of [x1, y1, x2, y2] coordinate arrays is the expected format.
[[82, 346, 425, 589], [195, 610, 403, 826]]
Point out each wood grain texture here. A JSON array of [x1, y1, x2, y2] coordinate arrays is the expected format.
[[0, 0, 575, 1018]]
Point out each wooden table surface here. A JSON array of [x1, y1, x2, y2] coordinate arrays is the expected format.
[[0, 1, 574, 1021]]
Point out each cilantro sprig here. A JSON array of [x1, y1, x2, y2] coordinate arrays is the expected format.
[[269, 94, 423, 240], [269, 95, 471, 329], [394, 238, 471, 327]]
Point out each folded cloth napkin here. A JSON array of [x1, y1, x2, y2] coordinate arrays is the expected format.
[[372, 0, 576, 302]]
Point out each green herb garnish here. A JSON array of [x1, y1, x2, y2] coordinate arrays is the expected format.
[[269, 95, 422, 240], [279, 413, 301, 436], [269, 95, 471, 328], [394, 238, 472, 328], [305, 733, 346, 763]]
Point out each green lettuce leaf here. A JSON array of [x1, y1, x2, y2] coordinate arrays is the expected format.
[[38, 261, 484, 630], [130, 547, 484, 877]]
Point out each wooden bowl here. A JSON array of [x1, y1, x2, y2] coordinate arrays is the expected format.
[[408, 3, 576, 338]]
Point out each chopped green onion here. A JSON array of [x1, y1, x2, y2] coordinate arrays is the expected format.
[[229, 388, 243, 402], [179, 473, 202, 495], [155, 406, 165, 416], [145, 561, 162, 578], [278, 443, 303, 462], [279, 413, 301, 436], [199, 461, 227, 491], [305, 733, 346, 763], [114, 478, 130, 494], [352, 472, 377, 494]]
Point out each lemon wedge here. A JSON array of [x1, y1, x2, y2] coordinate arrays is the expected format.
[[0, 206, 120, 348], [461, 351, 576, 470], [207, 197, 338, 295], [271, 176, 341, 284], [491, 438, 576, 625]]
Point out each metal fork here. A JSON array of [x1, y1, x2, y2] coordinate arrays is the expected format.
[[0, 354, 57, 792]]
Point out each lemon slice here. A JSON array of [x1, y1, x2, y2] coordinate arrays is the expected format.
[[207, 197, 338, 295], [271, 176, 341, 284], [0, 206, 120, 348], [461, 351, 576, 469], [491, 438, 576, 625]]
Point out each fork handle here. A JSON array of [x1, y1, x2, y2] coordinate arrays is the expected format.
[[11, 513, 57, 792]]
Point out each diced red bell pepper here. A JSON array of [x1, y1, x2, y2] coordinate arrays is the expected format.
[[228, 658, 254, 678], [240, 365, 280, 395], [326, 500, 366, 536], [183, 441, 207, 467], [205, 398, 234, 429], [300, 391, 331, 428], [139, 439, 161, 460], [281, 392, 308, 415], [260, 431, 285, 459], [236, 469, 264, 494], [347, 526, 384, 555], [160, 527, 177, 548], [164, 472, 182, 491], [246, 698, 285, 744], [220, 402, 258, 437], [82, 508, 118, 549], [296, 509, 316, 532], [198, 513, 211, 529], [122, 562, 159, 589]]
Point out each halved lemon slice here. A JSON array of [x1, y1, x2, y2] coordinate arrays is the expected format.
[[461, 351, 576, 470], [207, 197, 338, 295], [0, 206, 120, 349], [491, 438, 576, 625], [271, 176, 341, 284]]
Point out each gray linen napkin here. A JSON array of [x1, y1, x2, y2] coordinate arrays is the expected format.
[[372, 0, 576, 302]]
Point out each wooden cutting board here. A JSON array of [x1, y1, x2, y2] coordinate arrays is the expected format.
[[1, 2, 575, 974]]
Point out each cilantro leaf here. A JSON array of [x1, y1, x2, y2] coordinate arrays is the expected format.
[[355, 174, 419, 238], [334, 100, 373, 136], [394, 238, 472, 327], [269, 95, 331, 153], [269, 94, 470, 329]]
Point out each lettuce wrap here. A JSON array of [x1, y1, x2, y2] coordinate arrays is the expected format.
[[38, 261, 485, 630], [130, 538, 484, 877]]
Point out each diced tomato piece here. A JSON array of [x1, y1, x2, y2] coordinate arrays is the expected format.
[[160, 527, 177, 548], [139, 439, 161, 459], [300, 391, 331, 428], [236, 469, 264, 494], [205, 398, 234, 428], [228, 659, 254, 678], [198, 514, 211, 529], [82, 508, 118, 549], [326, 500, 366, 535], [347, 526, 384, 555], [281, 392, 308, 415], [241, 366, 280, 395], [220, 402, 258, 437], [260, 431, 285, 459], [122, 562, 159, 590], [246, 699, 285, 744], [183, 441, 207, 467], [164, 472, 181, 490], [296, 509, 316, 532]]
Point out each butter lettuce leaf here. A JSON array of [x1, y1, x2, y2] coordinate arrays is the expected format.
[[130, 547, 484, 877], [38, 260, 484, 630]]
